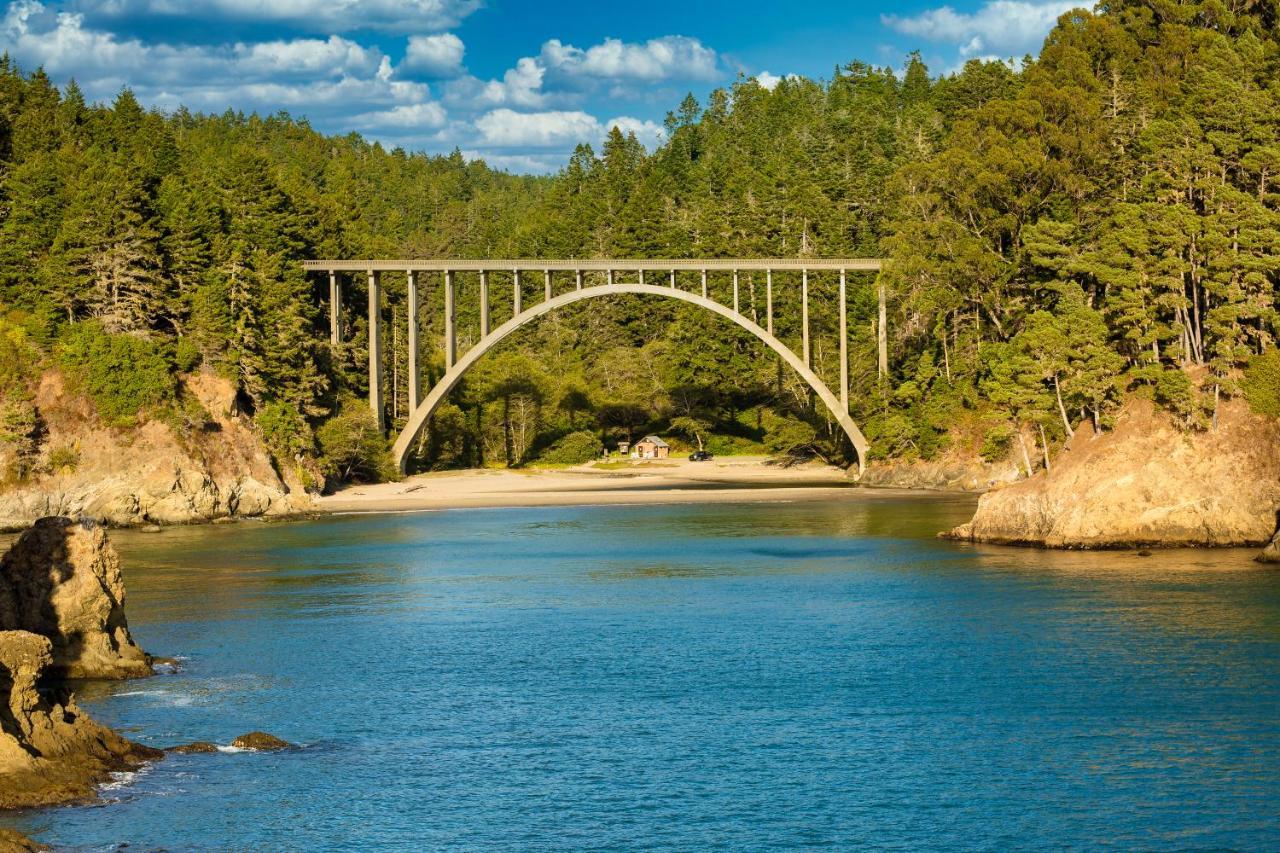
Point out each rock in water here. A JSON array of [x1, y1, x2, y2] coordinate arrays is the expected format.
[[0, 517, 152, 679], [230, 732, 294, 751], [166, 741, 221, 754], [0, 630, 162, 809], [1260, 529, 1280, 564], [945, 400, 1280, 549]]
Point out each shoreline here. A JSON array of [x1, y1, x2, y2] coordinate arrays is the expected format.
[[313, 456, 872, 515]]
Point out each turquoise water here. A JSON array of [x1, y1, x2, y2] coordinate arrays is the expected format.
[[5, 495, 1280, 850]]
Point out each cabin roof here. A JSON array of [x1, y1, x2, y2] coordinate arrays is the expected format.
[[637, 435, 668, 447]]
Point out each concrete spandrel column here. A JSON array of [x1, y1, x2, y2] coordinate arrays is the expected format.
[[639, 269, 646, 286], [329, 270, 341, 346], [480, 270, 490, 337], [733, 270, 739, 314], [575, 269, 583, 290], [544, 269, 552, 301], [367, 270, 384, 432], [407, 270, 420, 410], [513, 269, 522, 315], [444, 270, 456, 370], [839, 269, 848, 411], [607, 269, 614, 286], [701, 270, 708, 299], [802, 268, 810, 366], [670, 270, 676, 288], [766, 269, 774, 336]]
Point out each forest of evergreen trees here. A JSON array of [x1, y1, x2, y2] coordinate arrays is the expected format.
[[1, 0, 1278, 487]]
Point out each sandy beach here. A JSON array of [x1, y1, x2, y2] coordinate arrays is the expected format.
[[316, 455, 864, 514]]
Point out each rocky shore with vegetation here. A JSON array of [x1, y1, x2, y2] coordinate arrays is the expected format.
[[0, 516, 292, 849], [944, 400, 1280, 551]]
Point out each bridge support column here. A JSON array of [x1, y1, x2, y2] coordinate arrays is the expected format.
[[639, 269, 645, 286], [367, 270, 384, 431], [766, 269, 773, 336], [802, 269, 810, 366], [575, 269, 583, 290], [839, 269, 848, 411], [544, 269, 552, 302], [407, 271, 420, 410], [700, 270, 707, 299], [480, 270, 490, 336], [329, 270, 341, 346], [733, 270, 740, 314], [513, 269, 522, 315], [444, 270, 456, 369], [670, 269, 676, 288], [607, 269, 614, 286]]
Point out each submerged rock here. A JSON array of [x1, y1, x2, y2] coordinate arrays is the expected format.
[[0, 630, 162, 810], [0, 517, 152, 679], [231, 732, 293, 751], [945, 400, 1280, 549], [0, 828, 49, 851]]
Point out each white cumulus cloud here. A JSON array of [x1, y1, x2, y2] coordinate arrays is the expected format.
[[541, 35, 719, 82], [401, 32, 464, 76], [882, 0, 1077, 58], [474, 108, 664, 150], [67, 0, 482, 33]]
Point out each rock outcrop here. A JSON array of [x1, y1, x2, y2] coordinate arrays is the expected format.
[[946, 399, 1280, 548], [0, 630, 161, 809], [0, 371, 311, 531], [1260, 529, 1280, 563], [0, 517, 151, 679]]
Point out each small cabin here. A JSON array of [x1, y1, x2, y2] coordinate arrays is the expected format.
[[633, 435, 670, 459]]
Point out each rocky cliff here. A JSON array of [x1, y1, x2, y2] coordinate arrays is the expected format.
[[945, 399, 1280, 548], [1260, 531, 1280, 563], [0, 630, 162, 809], [0, 517, 152, 679], [0, 371, 310, 531]]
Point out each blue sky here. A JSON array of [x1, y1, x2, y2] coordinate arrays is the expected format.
[[0, 0, 1079, 173]]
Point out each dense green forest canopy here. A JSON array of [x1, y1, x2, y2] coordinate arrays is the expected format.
[[1, 0, 1278, 486]]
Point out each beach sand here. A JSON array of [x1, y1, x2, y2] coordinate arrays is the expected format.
[[316, 455, 864, 514]]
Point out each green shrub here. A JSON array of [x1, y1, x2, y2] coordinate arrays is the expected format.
[[173, 336, 203, 373], [46, 444, 79, 473], [256, 400, 314, 462], [538, 430, 601, 465], [1242, 349, 1280, 418], [980, 423, 1015, 462], [56, 322, 175, 426], [316, 398, 397, 485]]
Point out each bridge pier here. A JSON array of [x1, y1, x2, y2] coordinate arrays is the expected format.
[[444, 270, 456, 369], [839, 269, 848, 411], [328, 271, 341, 346], [513, 269, 522, 314], [407, 271, 420, 410], [801, 269, 810, 366], [544, 269, 552, 301], [766, 270, 773, 336], [367, 270, 384, 431], [733, 270, 739, 314], [480, 271, 490, 336]]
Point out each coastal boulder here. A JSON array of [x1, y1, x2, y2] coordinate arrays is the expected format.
[[1260, 528, 1280, 564], [0, 630, 161, 809], [0, 517, 152, 679], [946, 400, 1280, 548], [231, 732, 293, 751]]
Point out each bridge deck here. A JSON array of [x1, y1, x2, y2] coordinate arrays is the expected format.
[[303, 258, 882, 272]]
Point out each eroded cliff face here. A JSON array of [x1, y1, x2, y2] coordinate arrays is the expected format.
[[0, 517, 151, 679], [1260, 531, 1280, 563], [946, 399, 1280, 548], [0, 371, 310, 531], [0, 630, 161, 809]]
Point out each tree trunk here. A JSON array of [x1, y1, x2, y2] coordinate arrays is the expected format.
[[1017, 430, 1033, 479], [1053, 374, 1074, 439], [1038, 423, 1051, 472]]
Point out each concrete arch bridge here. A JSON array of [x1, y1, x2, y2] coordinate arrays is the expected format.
[[302, 259, 882, 474]]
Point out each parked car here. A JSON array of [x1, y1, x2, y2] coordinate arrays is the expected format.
[[689, 450, 714, 461]]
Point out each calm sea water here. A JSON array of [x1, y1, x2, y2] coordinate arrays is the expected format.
[[4, 495, 1280, 850]]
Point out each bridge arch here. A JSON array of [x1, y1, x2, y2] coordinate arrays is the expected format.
[[391, 282, 870, 475]]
